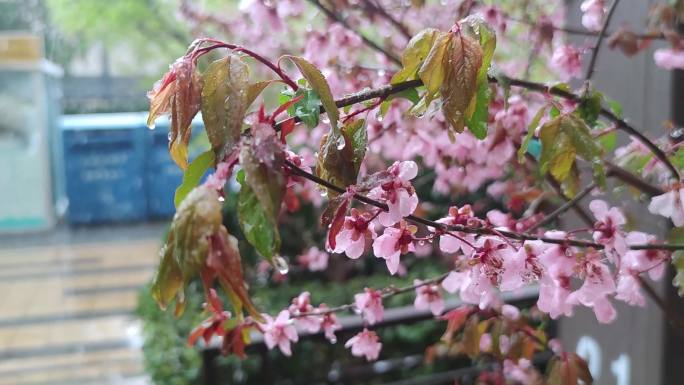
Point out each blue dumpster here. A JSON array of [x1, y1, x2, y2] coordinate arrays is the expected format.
[[145, 117, 205, 218], [61, 113, 147, 224]]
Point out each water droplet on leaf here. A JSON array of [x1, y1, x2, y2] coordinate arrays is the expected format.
[[274, 256, 289, 275]]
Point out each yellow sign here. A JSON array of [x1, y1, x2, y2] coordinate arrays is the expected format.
[[0, 33, 43, 62]]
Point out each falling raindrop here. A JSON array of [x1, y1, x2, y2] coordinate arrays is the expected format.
[[274, 256, 289, 275]]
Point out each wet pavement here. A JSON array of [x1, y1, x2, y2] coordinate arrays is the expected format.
[[0, 222, 169, 385]]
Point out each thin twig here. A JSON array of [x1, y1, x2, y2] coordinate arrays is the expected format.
[[294, 272, 451, 317], [506, 15, 666, 40], [584, 0, 622, 83], [307, 0, 402, 65], [283, 160, 684, 251], [528, 182, 597, 232]]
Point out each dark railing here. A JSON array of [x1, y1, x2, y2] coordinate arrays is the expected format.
[[200, 287, 546, 385]]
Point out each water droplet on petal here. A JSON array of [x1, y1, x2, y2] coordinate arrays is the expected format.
[[274, 256, 289, 275]]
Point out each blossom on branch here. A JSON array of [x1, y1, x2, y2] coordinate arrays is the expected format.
[[345, 329, 382, 361], [414, 279, 445, 316], [259, 310, 299, 356], [368, 161, 419, 227], [354, 288, 384, 325], [372, 220, 417, 275]]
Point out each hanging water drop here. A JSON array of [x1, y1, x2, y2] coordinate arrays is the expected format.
[[336, 136, 346, 150], [148, 123, 156, 130], [274, 256, 289, 275]]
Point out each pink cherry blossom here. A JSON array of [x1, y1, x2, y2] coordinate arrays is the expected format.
[[654, 48, 684, 70], [354, 288, 384, 324], [414, 279, 445, 316], [372, 220, 416, 274], [500, 241, 546, 291], [589, 200, 627, 259], [536, 232, 577, 319], [334, 208, 375, 259], [318, 304, 342, 343], [345, 329, 382, 361], [501, 304, 521, 321], [567, 250, 617, 323], [368, 161, 419, 226], [297, 247, 329, 272], [503, 358, 541, 385], [580, 0, 606, 31], [479, 333, 493, 352], [623, 231, 669, 280], [288, 292, 322, 333], [259, 310, 299, 356], [615, 273, 645, 306], [550, 44, 583, 81], [648, 185, 684, 226], [436, 206, 479, 254]]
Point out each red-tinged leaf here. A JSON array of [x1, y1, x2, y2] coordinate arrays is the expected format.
[[569, 353, 593, 384], [206, 228, 262, 321], [327, 195, 351, 250], [147, 57, 201, 169], [440, 306, 473, 341], [201, 55, 250, 162], [279, 118, 296, 143], [222, 325, 249, 359], [316, 119, 367, 194]]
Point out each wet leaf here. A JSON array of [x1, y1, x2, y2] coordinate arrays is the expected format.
[[237, 125, 285, 261], [440, 31, 483, 138], [147, 58, 202, 169], [577, 89, 604, 126], [152, 186, 224, 315], [245, 80, 277, 109], [418, 31, 450, 101], [392, 28, 440, 84], [174, 150, 215, 208], [316, 119, 367, 193], [201, 55, 250, 161], [237, 171, 281, 261], [281, 55, 339, 132], [289, 88, 322, 128], [326, 194, 351, 250], [462, 316, 489, 359], [207, 227, 261, 319], [461, 16, 497, 139], [539, 114, 605, 188]]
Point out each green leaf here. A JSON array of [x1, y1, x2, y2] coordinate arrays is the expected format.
[[201, 55, 250, 161], [518, 105, 548, 163], [606, 97, 623, 118], [391, 28, 440, 84], [577, 89, 603, 126], [174, 150, 215, 208], [237, 170, 281, 262], [598, 131, 617, 152], [671, 147, 684, 170], [316, 119, 367, 192], [290, 88, 322, 128], [388, 87, 421, 104], [237, 125, 285, 260], [539, 113, 605, 188], [152, 186, 224, 315], [461, 16, 497, 139], [281, 55, 339, 133]]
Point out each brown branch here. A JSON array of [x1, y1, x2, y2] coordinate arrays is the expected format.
[[635, 275, 684, 337], [528, 182, 597, 232], [295, 272, 451, 317], [283, 160, 684, 251], [584, 0, 622, 83], [306, 0, 402, 65], [506, 15, 666, 40]]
